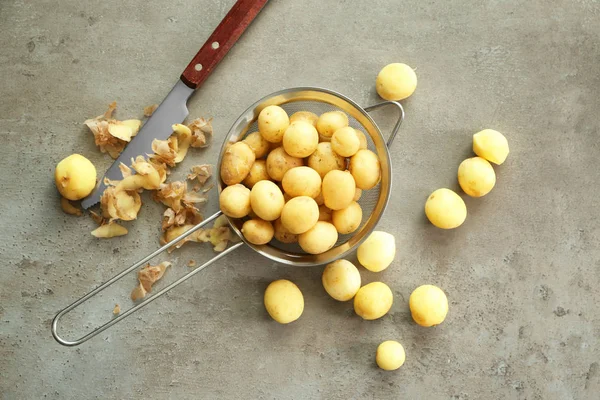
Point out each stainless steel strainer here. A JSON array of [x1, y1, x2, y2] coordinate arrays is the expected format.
[[52, 87, 404, 346]]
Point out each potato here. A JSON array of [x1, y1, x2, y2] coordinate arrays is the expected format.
[[376, 63, 417, 101], [318, 204, 332, 222], [376, 341, 406, 371], [220, 142, 256, 185], [250, 180, 285, 221], [322, 170, 356, 211], [332, 201, 362, 234], [282, 166, 322, 198], [242, 160, 269, 189], [283, 121, 319, 158], [314, 191, 325, 206], [316, 111, 349, 138], [219, 184, 251, 218], [473, 129, 509, 165], [425, 188, 467, 229], [242, 219, 274, 245], [457, 157, 496, 197], [264, 280, 304, 324], [242, 131, 270, 159], [331, 126, 360, 157], [280, 196, 319, 234], [409, 285, 448, 327], [289, 111, 318, 128], [307, 142, 346, 178], [266, 147, 303, 181], [348, 149, 381, 190], [298, 221, 338, 254], [357, 231, 395, 272], [258, 105, 289, 143], [353, 282, 393, 320], [322, 259, 361, 301], [273, 218, 298, 243], [55, 154, 97, 200], [354, 188, 362, 201], [355, 129, 368, 150]]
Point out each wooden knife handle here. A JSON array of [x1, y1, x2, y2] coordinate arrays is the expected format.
[[181, 0, 269, 90]]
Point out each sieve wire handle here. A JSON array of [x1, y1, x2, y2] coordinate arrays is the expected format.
[[364, 101, 405, 147], [51, 211, 244, 347]]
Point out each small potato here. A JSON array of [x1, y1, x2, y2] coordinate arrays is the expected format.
[[289, 111, 318, 128], [331, 126, 360, 157], [250, 180, 285, 221], [425, 188, 467, 229], [242, 219, 274, 245], [376, 341, 406, 371], [283, 121, 319, 158], [322, 259, 361, 301], [473, 129, 509, 165], [316, 111, 349, 138], [242, 131, 270, 159], [332, 201, 362, 234], [298, 221, 338, 255], [353, 282, 393, 320], [281, 196, 319, 234], [307, 142, 346, 178], [409, 285, 448, 327], [376, 63, 417, 101], [349, 149, 381, 190], [55, 154, 97, 200], [282, 166, 322, 198], [220, 141, 256, 185], [258, 105, 289, 143], [354, 188, 362, 201], [457, 157, 496, 197], [357, 231, 396, 272], [266, 147, 303, 181], [264, 280, 304, 324], [219, 184, 251, 218], [355, 129, 368, 150], [314, 191, 324, 206], [318, 204, 332, 222], [322, 170, 356, 211], [243, 160, 270, 188], [273, 218, 298, 243]]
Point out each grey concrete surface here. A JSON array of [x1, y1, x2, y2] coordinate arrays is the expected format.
[[1, 0, 599, 398]]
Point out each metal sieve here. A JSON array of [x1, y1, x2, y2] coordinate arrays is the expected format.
[[52, 87, 404, 346]]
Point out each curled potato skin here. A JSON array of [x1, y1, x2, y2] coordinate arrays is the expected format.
[[258, 105, 290, 143], [220, 142, 256, 185], [266, 147, 303, 181], [282, 166, 322, 198], [273, 218, 298, 243], [250, 180, 285, 221], [322, 170, 356, 211], [219, 184, 251, 218], [280, 196, 319, 234], [298, 221, 338, 255], [242, 219, 274, 245], [307, 142, 345, 179], [243, 160, 269, 189], [349, 149, 381, 190], [243, 131, 270, 159]]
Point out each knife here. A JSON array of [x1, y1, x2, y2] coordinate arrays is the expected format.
[[82, 0, 269, 209]]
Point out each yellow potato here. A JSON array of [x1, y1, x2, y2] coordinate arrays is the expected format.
[[376, 341, 406, 371], [307, 142, 346, 178], [322, 170, 356, 211], [354, 188, 363, 201], [266, 147, 303, 181], [357, 231, 395, 272], [349, 149, 381, 190], [473, 129, 509, 165], [55, 154, 97, 200], [250, 180, 285, 221], [316, 111, 349, 138], [331, 126, 360, 157], [376, 63, 417, 101], [355, 129, 368, 150], [282, 166, 322, 198], [258, 105, 289, 143], [322, 259, 361, 301], [298, 221, 338, 254], [280, 196, 319, 234], [458, 157, 496, 197], [264, 280, 304, 324], [219, 184, 251, 218], [283, 121, 319, 158], [242, 131, 270, 159], [409, 285, 448, 327], [273, 218, 298, 243], [220, 141, 256, 185], [318, 204, 332, 222], [243, 160, 270, 188], [242, 219, 274, 245], [289, 111, 318, 128], [353, 282, 393, 320], [425, 188, 467, 229], [331, 201, 362, 234], [314, 191, 325, 206]]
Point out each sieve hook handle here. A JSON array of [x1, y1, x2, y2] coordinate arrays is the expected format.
[[51, 211, 244, 347], [364, 101, 405, 147]]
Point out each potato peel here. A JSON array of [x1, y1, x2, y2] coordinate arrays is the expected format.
[[144, 104, 158, 117], [60, 197, 82, 216], [91, 222, 128, 238], [84, 102, 142, 159], [100, 186, 142, 221], [188, 164, 213, 186], [131, 261, 171, 301], [188, 118, 213, 148]]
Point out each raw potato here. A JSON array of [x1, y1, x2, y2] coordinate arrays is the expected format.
[[280, 196, 319, 234], [376, 63, 417, 101], [355, 129, 368, 150], [243, 160, 270, 188], [307, 142, 346, 178], [322, 260, 361, 301], [318, 204, 332, 222], [266, 147, 303, 181], [457, 157, 496, 197], [220, 141, 256, 185], [282, 166, 322, 198], [273, 218, 298, 243], [317, 111, 349, 138], [242, 219, 274, 245], [250, 180, 285, 221], [357, 231, 395, 272], [376, 341, 406, 371], [409, 285, 448, 327], [332, 201, 362, 234], [55, 154, 97, 200], [298, 221, 338, 255], [425, 188, 467, 229], [289, 111, 318, 127], [354, 188, 363, 201], [349, 149, 381, 190], [331, 126, 360, 157], [322, 170, 356, 211], [264, 280, 304, 324], [243, 131, 270, 159], [283, 121, 319, 158], [219, 184, 251, 218], [258, 105, 289, 143], [353, 282, 393, 320], [473, 129, 509, 165]]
